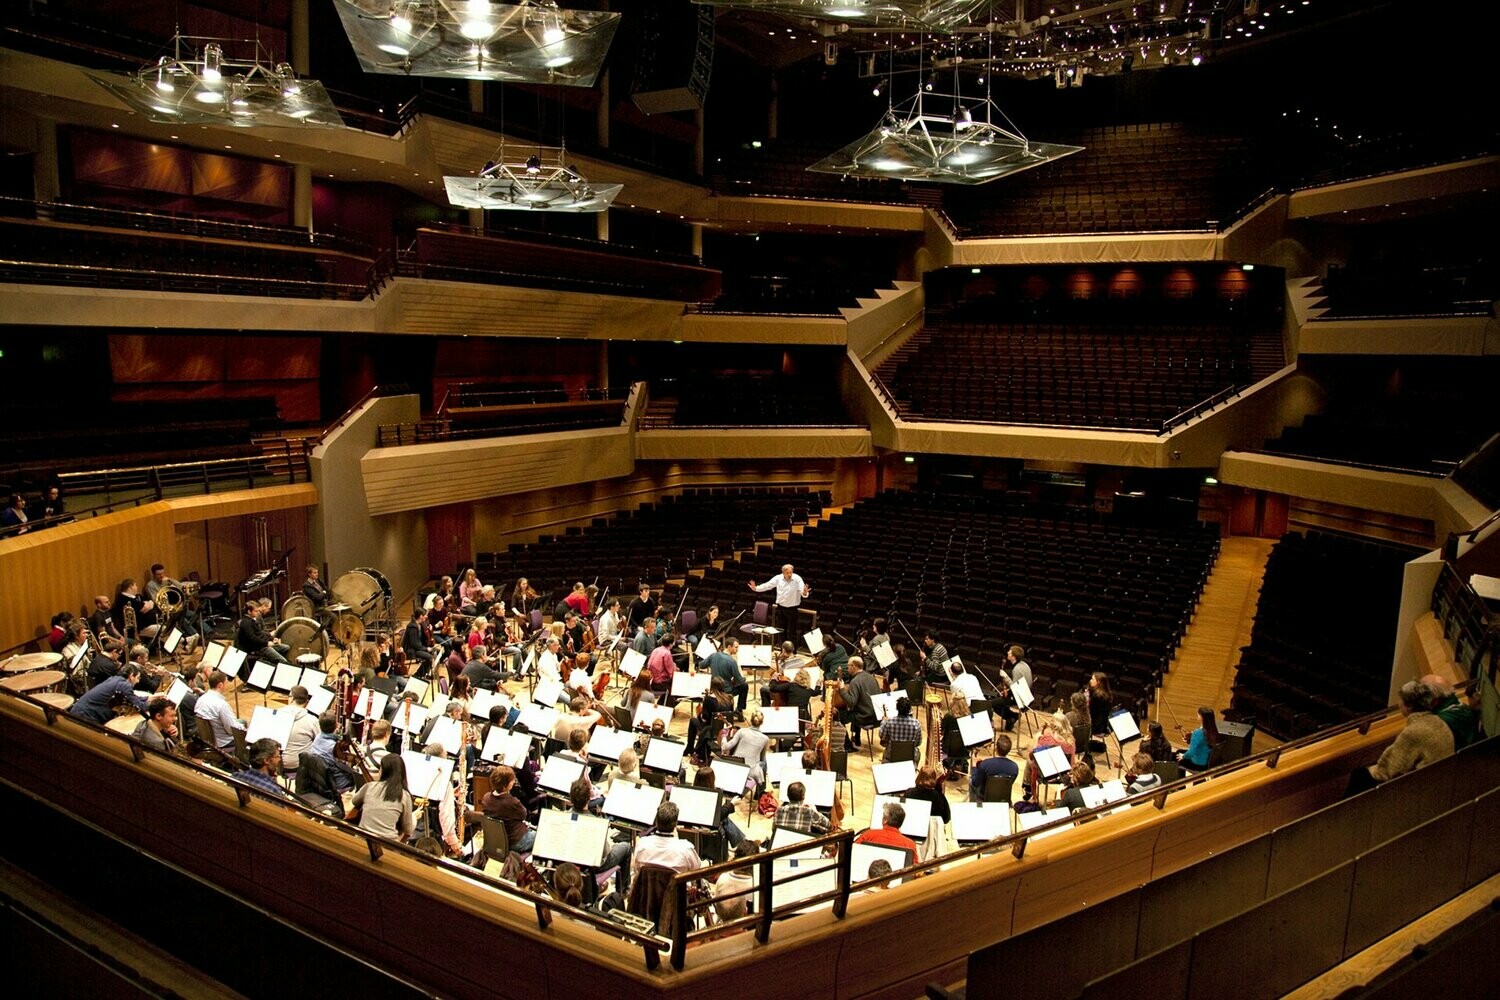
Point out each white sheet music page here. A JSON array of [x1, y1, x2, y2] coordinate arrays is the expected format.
[[957, 713, 993, 747], [245, 660, 274, 692], [851, 842, 909, 882], [162, 678, 190, 707], [872, 642, 897, 669], [426, 717, 464, 756], [602, 780, 663, 826], [872, 760, 918, 795], [532, 678, 564, 707], [869, 794, 931, 837], [586, 726, 635, 763], [401, 751, 454, 799], [390, 704, 429, 733], [481, 728, 531, 767], [163, 628, 183, 654], [532, 809, 610, 867], [632, 701, 674, 731], [201, 642, 227, 669], [246, 706, 295, 748], [539, 755, 586, 793], [788, 768, 836, 809], [1033, 744, 1071, 781], [950, 801, 1011, 842], [270, 662, 301, 692], [695, 636, 717, 660], [644, 737, 686, 774], [667, 784, 720, 828], [765, 750, 802, 785], [1011, 676, 1034, 710], [307, 686, 334, 716], [710, 758, 751, 796], [618, 648, 646, 679], [517, 703, 560, 737], [218, 647, 247, 679], [1108, 710, 1142, 742], [803, 628, 825, 654], [670, 672, 710, 700], [760, 706, 800, 736]]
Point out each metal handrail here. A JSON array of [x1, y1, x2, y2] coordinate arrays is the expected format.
[[1158, 383, 1247, 434], [1255, 447, 1452, 479], [0, 687, 673, 969], [421, 223, 705, 267], [313, 385, 412, 447], [0, 258, 367, 300]]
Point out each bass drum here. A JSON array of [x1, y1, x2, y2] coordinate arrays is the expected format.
[[332, 568, 391, 621], [273, 616, 328, 660], [282, 594, 316, 622]]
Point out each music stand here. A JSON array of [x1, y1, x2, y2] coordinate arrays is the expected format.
[[1010, 676, 1040, 745], [1107, 709, 1143, 772]]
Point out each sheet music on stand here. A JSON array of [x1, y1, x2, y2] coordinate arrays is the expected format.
[[760, 706, 800, 737], [481, 727, 532, 767], [402, 678, 429, 704], [244, 660, 275, 692], [765, 750, 803, 785], [517, 704, 560, 738], [644, 737, 686, 774], [163, 627, 183, 655], [602, 779, 664, 827], [299, 666, 327, 691], [709, 757, 752, 797], [270, 662, 302, 693], [957, 713, 994, 748], [1080, 779, 1130, 815], [390, 704, 429, 734], [246, 706, 295, 748], [771, 856, 838, 910], [353, 688, 390, 720], [871, 691, 901, 722], [468, 688, 505, 720], [426, 717, 463, 756], [1033, 744, 1071, 782], [429, 693, 451, 719], [870, 794, 932, 838], [851, 842, 909, 884], [667, 784, 721, 828], [872, 760, 918, 795], [539, 755, 587, 795], [670, 672, 710, 700], [68, 642, 89, 674], [161, 677, 190, 707], [307, 686, 334, 716], [950, 801, 1012, 843], [632, 702, 674, 731], [786, 768, 836, 809], [768, 827, 822, 860], [1010, 676, 1034, 711], [201, 642, 227, 670], [872, 641, 897, 669], [737, 645, 773, 668], [694, 636, 717, 660], [218, 646, 247, 679], [532, 678, 564, 707], [618, 648, 646, 680], [586, 726, 635, 764], [1108, 709, 1143, 744], [803, 628, 825, 655], [401, 751, 454, 801], [1017, 806, 1072, 840], [532, 809, 610, 868]]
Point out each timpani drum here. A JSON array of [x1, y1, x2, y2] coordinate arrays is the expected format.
[[1, 669, 67, 695], [296, 652, 324, 673], [31, 691, 74, 711], [104, 714, 140, 736], [2, 651, 63, 674]]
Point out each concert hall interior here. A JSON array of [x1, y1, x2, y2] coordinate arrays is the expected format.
[[2, 1, 1499, 997]]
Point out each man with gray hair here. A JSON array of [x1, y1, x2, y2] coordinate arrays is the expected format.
[[855, 800, 918, 856], [749, 563, 810, 648], [1348, 680, 1455, 795], [630, 801, 702, 878]]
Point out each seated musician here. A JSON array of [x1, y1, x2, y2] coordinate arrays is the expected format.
[[689, 677, 733, 764], [88, 595, 126, 652], [234, 739, 293, 799], [1143, 721, 1175, 765], [363, 719, 394, 769], [712, 841, 760, 921], [125, 643, 156, 690], [352, 754, 415, 842], [60, 620, 88, 669], [596, 598, 624, 646], [424, 576, 454, 613], [630, 801, 701, 879], [626, 584, 657, 633], [85, 645, 124, 689], [704, 636, 748, 716], [691, 765, 747, 849], [949, 662, 982, 705], [283, 686, 321, 780], [646, 635, 677, 697], [510, 577, 538, 617], [458, 569, 483, 610], [416, 743, 465, 858], [176, 664, 204, 730], [71, 662, 148, 724], [760, 667, 815, 721], [236, 599, 289, 665], [886, 639, 916, 692], [472, 763, 534, 854], [568, 776, 633, 884], [921, 632, 950, 686], [308, 711, 359, 793], [1126, 752, 1161, 795], [906, 765, 952, 825], [940, 693, 972, 781], [563, 581, 591, 617], [112, 578, 159, 641], [551, 696, 603, 744], [131, 695, 179, 754], [837, 657, 880, 750], [1023, 716, 1076, 799], [402, 607, 435, 676], [46, 611, 73, 653], [820, 640, 849, 681], [144, 563, 180, 605], [536, 636, 564, 685], [607, 747, 642, 789], [560, 610, 585, 655], [1059, 759, 1101, 813], [473, 585, 502, 620], [877, 696, 922, 763], [303, 565, 328, 610], [970, 734, 1019, 801], [630, 618, 657, 658], [775, 781, 830, 836], [855, 802, 918, 855], [193, 670, 244, 751], [624, 672, 656, 715], [719, 711, 769, 790], [462, 642, 507, 689]]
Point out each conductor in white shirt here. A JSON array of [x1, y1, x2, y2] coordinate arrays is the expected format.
[[748, 564, 810, 649]]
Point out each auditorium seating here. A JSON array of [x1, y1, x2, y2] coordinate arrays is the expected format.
[[472, 488, 827, 602], [712, 139, 913, 204], [653, 375, 853, 427], [943, 123, 1261, 236], [1317, 260, 1498, 318], [1231, 530, 1420, 739], [878, 317, 1255, 430], [694, 273, 894, 316], [678, 490, 1220, 710]]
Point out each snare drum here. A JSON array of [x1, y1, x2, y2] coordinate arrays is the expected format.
[[104, 715, 141, 736], [296, 653, 324, 672]]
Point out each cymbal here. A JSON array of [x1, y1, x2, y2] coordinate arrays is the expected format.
[[2, 652, 63, 673], [326, 603, 352, 613]]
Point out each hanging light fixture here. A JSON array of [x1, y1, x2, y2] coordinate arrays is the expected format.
[[808, 87, 1081, 184], [91, 35, 344, 128], [691, 1, 986, 33], [444, 143, 622, 212], [330, 1, 621, 85]]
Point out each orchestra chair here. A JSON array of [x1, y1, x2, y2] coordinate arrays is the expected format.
[[1073, 719, 1095, 770], [479, 816, 511, 867], [981, 773, 1015, 804], [530, 610, 544, 633], [193, 717, 239, 770], [627, 864, 682, 939], [679, 610, 698, 637], [829, 746, 854, 816], [1152, 759, 1182, 783], [882, 739, 918, 765], [853, 719, 881, 758], [739, 602, 770, 637]]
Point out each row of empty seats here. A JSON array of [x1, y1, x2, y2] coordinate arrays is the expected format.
[[1231, 530, 1419, 739], [1316, 259, 1498, 318], [695, 273, 894, 316], [652, 375, 853, 427], [878, 318, 1254, 430]]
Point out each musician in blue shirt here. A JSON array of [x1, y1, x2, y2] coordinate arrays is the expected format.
[[70, 663, 148, 724], [703, 637, 748, 714]]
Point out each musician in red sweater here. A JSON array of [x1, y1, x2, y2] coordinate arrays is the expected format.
[[854, 801, 919, 856]]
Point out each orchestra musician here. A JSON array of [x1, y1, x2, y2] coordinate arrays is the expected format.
[[626, 583, 657, 633], [70, 662, 148, 725], [837, 656, 880, 750], [424, 576, 454, 613], [703, 636, 748, 716], [688, 676, 733, 763], [646, 635, 677, 698], [510, 577, 539, 617], [563, 581, 591, 617], [921, 631, 950, 685], [88, 595, 126, 652], [144, 564, 181, 605], [747, 564, 810, 649], [131, 695, 179, 755], [402, 606, 436, 676], [596, 597, 624, 647], [112, 578, 159, 641], [630, 617, 658, 658], [457, 568, 483, 610], [560, 610, 585, 655], [303, 565, 328, 611], [236, 598, 290, 665], [760, 666, 815, 721]]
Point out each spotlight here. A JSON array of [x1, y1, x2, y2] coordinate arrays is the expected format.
[[201, 43, 222, 83], [525, 154, 542, 173], [955, 107, 974, 130], [872, 83, 881, 97]]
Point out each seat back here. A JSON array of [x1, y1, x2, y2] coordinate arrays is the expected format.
[[626, 863, 680, 940], [1152, 759, 1181, 782], [480, 815, 510, 864], [1073, 720, 1094, 764], [884, 739, 918, 763], [753, 601, 769, 625], [529, 609, 544, 632], [679, 610, 698, 636], [982, 773, 1015, 803], [904, 678, 925, 707]]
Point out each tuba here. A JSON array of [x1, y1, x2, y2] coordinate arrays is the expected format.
[[157, 584, 185, 619]]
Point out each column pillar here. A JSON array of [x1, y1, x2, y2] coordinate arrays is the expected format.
[[690, 223, 703, 260], [693, 107, 706, 177], [767, 76, 779, 140], [290, 0, 310, 75], [596, 68, 611, 148], [32, 119, 59, 203], [293, 163, 313, 234], [596, 210, 610, 242]]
